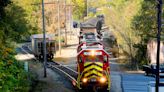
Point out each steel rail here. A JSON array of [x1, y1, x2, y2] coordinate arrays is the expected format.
[[48, 61, 78, 79], [47, 62, 77, 84], [62, 63, 78, 74]]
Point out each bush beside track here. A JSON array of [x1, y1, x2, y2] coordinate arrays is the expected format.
[[0, 45, 36, 92]]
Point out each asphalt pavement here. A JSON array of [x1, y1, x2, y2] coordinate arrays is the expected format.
[[110, 72, 122, 92], [122, 73, 153, 92], [121, 73, 164, 92]]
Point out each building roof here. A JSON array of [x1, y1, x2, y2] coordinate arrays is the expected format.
[[31, 34, 55, 39]]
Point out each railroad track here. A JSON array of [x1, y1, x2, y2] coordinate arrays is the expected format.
[[47, 61, 78, 84], [21, 44, 78, 85]]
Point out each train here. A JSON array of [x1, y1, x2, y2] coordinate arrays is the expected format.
[[76, 17, 111, 91], [31, 34, 56, 61]]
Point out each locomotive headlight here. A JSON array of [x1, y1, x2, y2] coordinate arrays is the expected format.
[[82, 78, 88, 83], [100, 77, 107, 83], [91, 50, 95, 56]]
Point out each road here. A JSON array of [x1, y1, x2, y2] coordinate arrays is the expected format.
[[121, 73, 164, 92], [110, 60, 123, 92], [122, 73, 154, 92]]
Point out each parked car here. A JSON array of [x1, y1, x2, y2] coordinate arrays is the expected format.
[[143, 64, 164, 77]]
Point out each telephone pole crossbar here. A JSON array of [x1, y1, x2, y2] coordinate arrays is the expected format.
[[31, 2, 74, 6]]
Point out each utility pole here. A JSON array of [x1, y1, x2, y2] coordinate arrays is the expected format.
[[64, 0, 67, 45], [156, 0, 162, 92], [87, 0, 88, 17], [85, 0, 88, 17], [69, 1, 72, 39], [41, 0, 47, 78], [58, 0, 61, 55]]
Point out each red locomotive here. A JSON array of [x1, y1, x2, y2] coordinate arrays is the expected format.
[[76, 43, 111, 91]]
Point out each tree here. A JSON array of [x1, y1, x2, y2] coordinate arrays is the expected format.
[[0, 0, 11, 19], [132, 0, 159, 66], [0, 0, 40, 91], [72, 0, 86, 20], [0, 0, 40, 42], [104, 0, 143, 69], [104, 0, 164, 69], [72, 0, 109, 20]]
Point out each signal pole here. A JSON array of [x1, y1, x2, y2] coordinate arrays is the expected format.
[[41, 0, 47, 78], [156, 0, 162, 92]]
